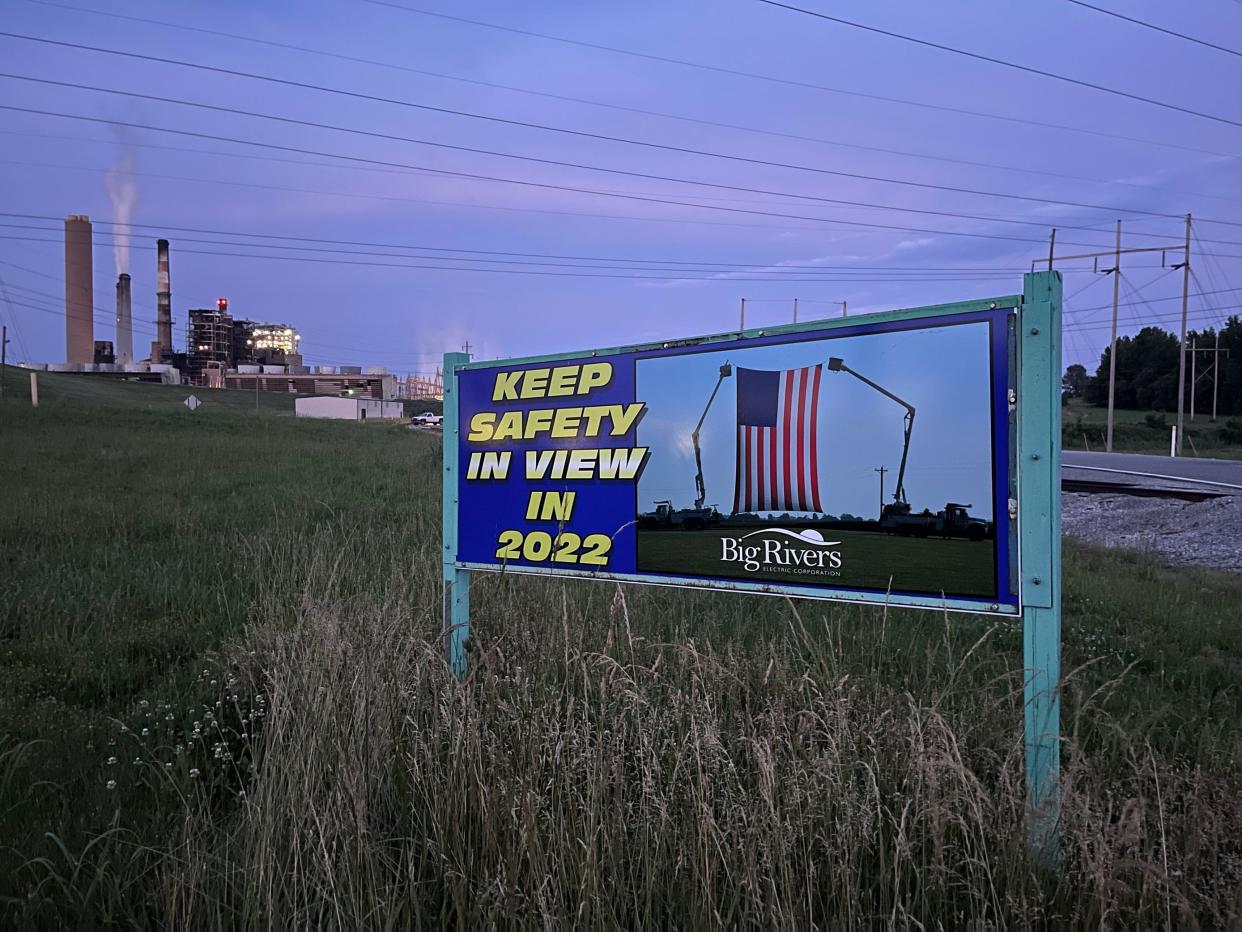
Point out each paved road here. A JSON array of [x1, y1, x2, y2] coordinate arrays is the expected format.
[[1063, 451, 1242, 489]]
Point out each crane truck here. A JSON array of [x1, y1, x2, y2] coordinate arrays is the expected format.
[[637, 363, 732, 531], [826, 357, 989, 540]]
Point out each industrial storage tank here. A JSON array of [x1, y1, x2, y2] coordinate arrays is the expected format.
[[237, 364, 261, 374], [339, 365, 362, 375], [364, 365, 388, 375], [287, 365, 309, 375], [315, 365, 336, 375], [261, 364, 286, 374]]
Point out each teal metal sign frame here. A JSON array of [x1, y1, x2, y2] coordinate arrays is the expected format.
[[442, 271, 1061, 860]]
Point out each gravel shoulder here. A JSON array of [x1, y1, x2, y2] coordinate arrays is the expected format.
[[1062, 491, 1242, 572]]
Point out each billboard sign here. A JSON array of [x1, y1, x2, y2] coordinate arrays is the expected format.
[[441, 272, 1063, 862], [449, 301, 1019, 614]]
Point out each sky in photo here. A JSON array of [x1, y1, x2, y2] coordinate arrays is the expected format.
[[0, 0, 1239, 375], [635, 318, 995, 521]]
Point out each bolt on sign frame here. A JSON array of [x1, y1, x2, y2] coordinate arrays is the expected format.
[[443, 271, 1062, 862]]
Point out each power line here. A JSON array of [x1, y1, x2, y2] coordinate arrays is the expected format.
[[16, 2, 1242, 208], [0, 222, 1026, 279], [755, 0, 1242, 130], [358, 0, 1242, 160], [0, 64, 1194, 227], [0, 233, 1032, 284], [0, 103, 1107, 248], [1063, 0, 1242, 60], [0, 212, 1039, 273]]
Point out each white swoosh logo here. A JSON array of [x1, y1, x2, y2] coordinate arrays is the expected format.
[[740, 528, 841, 546]]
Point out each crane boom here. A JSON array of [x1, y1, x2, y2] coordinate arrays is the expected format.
[[827, 357, 917, 510], [692, 363, 733, 509]]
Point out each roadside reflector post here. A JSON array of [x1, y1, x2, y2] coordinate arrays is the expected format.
[[1019, 271, 1063, 870], [1170, 425, 1177, 458], [29, 371, 38, 408], [442, 351, 471, 679]]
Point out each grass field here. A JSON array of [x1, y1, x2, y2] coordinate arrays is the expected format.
[[637, 526, 997, 598], [1063, 398, 1242, 458], [3, 372, 1242, 927]]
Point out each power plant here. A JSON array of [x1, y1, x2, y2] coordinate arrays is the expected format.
[[115, 272, 132, 366], [63, 215, 93, 365], [153, 238, 173, 363], [25, 212, 432, 401]]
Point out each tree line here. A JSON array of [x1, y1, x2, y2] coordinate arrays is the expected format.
[[1062, 315, 1241, 415]]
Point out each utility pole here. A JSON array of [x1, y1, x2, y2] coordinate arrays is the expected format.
[[1190, 337, 1197, 420], [1047, 228, 1056, 270], [874, 466, 888, 521], [1213, 332, 1226, 422], [836, 300, 848, 318], [1105, 220, 1121, 452], [739, 298, 746, 330], [0, 324, 8, 403], [792, 297, 798, 324], [1175, 214, 1192, 455], [462, 340, 472, 358]]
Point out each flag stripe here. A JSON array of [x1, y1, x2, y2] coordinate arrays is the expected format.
[[809, 365, 823, 513], [744, 426, 753, 512], [750, 422, 760, 511], [795, 368, 807, 511]]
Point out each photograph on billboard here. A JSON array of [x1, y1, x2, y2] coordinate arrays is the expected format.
[[453, 305, 1016, 612]]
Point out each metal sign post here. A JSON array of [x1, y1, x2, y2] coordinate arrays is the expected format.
[[442, 351, 471, 677], [1017, 271, 1062, 867], [441, 272, 1063, 864]]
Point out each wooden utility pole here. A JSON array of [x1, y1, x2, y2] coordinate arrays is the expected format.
[[1175, 214, 1192, 455], [1048, 228, 1056, 270], [792, 297, 798, 324], [1190, 337, 1197, 420], [1105, 220, 1121, 452], [0, 325, 8, 403], [1213, 332, 1226, 421], [874, 466, 888, 520], [739, 298, 746, 330], [837, 300, 848, 318]]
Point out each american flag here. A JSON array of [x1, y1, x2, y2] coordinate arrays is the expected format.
[[733, 365, 823, 514]]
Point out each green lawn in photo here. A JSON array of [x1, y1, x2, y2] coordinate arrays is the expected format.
[[636, 526, 997, 598]]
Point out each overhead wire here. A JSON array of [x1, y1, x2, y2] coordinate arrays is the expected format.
[[0, 212, 1036, 274], [13, 1, 1242, 208], [0, 66, 1204, 229], [0, 103, 1128, 250], [357, 0, 1242, 160], [1062, 0, 1242, 60], [754, 0, 1242, 130]]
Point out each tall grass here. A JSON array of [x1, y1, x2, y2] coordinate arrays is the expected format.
[[5, 399, 1242, 927], [143, 530, 1241, 928]]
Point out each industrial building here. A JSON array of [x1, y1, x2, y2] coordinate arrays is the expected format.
[[224, 368, 395, 398], [41, 214, 408, 399], [295, 396, 405, 421], [64, 215, 93, 365]]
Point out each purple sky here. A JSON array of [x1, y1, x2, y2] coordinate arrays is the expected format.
[[1, 0, 1240, 375]]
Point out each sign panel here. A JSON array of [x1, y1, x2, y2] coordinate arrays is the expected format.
[[451, 300, 1019, 614]]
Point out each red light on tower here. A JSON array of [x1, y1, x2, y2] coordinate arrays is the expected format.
[[217, 297, 228, 312]]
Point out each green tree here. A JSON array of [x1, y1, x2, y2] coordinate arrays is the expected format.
[[1086, 327, 1180, 410], [1061, 363, 1090, 400]]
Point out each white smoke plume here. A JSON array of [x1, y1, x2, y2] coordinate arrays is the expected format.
[[105, 133, 139, 276]]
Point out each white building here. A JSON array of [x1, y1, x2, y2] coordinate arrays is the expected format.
[[295, 396, 405, 421]]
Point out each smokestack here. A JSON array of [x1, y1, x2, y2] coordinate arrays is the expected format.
[[64, 215, 94, 365], [155, 238, 172, 360], [115, 273, 132, 365]]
